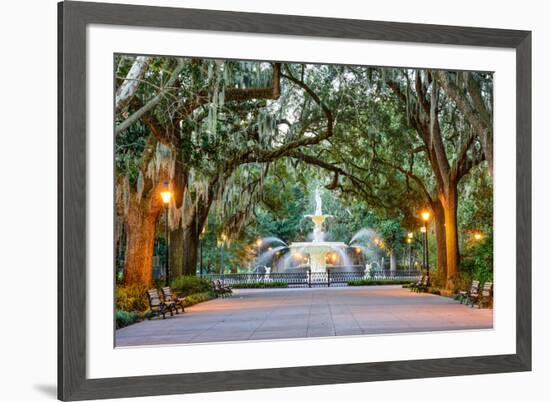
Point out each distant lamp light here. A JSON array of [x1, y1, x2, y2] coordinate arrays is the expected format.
[[421, 211, 431, 222], [420, 227, 427, 233], [160, 181, 172, 205], [407, 232, 414, 239], [355, 247, 361, 254], [406, 238, 412, 244], [268, 247, 273, 251], [256, 239, 263, 247], [473, 232, 483, 241]]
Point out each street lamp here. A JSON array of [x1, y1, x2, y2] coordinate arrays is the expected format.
[[406, 233, 413, 272], [199, 226, 206, 277], [220, 233, 227, 278], [421, 210, 431, 286], [473, 231, 483, 241], [160, 182, 172, 286]]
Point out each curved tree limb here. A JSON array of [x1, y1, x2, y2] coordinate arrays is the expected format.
[[116, 56, 152, 115]]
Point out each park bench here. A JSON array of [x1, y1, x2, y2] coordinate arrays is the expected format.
[[211, 280, 232, 297], [458, 280, 480, 305], [210, 281, 223, 297], [146, 288, 175, 319], [465, 280, 482, 307], [412, 275, 429, 293], [478, 282, 493, 309], [161, 286, 186, 314], [217, 280, 233, 296], [409, 276, 424, 292]]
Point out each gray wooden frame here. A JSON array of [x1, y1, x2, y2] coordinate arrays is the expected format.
[[58, 1, 531, 400]]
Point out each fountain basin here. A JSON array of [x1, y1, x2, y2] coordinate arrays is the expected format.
[[288, 241, 348, 273]]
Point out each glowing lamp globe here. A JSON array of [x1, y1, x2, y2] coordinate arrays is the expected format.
[[160, 191, 172, 205]]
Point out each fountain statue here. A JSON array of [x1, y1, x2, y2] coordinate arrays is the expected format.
[[315, 188, 323, 215], [364, 263, 372, 279]]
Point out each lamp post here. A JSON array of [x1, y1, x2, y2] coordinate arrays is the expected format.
[[421, 211, 431, 286], [199, 226, 206, 277], [220, 233, 227, 279], [160, 182, 172, 287], [407, 232, 413, 273]]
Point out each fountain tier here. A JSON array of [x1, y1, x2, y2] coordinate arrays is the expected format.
[[288, 241, 348, 272]]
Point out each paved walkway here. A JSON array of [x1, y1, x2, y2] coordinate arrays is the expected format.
[[115, 286, 493, 347]]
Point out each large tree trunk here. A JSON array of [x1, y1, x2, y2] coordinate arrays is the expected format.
[[440, 184, 460, 287], [433, 200, 448, 280], [123, 197, 160, 286], [169, 227, 184, 278], [182, 224, 199, 275]]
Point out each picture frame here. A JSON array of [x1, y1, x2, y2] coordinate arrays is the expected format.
[[58, 1, 531, 400]]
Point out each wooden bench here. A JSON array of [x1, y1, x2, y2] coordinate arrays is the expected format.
[[146, 288, 174, 319], [211, 280, 232, 297], [161, 286, 186, 314], [466, 281, 482, 307], [412, 275, 429, 293], [458, 280, 480, 305], [217, 280, 232, 296], [478, 282, 493, 309], [409, 276, 424, 292]]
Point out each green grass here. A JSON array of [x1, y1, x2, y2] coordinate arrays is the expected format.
[[348, 279, 415, 286], [230, 281, 288, 289]]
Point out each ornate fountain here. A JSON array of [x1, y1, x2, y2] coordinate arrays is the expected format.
[[287, 188, 348, 273]]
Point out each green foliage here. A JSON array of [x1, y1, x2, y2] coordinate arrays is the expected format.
[[115, 284, 149, 312], [231, 282, 288, 288], [255, 184, 308, 242], [348, 279, 414, 286], [114, 56, 494, 285], [183, 292, 216, 306], [115, 310, 139, 329], [460, 233, 493, 284], [170, 275, 212, 296]]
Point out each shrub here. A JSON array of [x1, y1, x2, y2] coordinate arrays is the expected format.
[[231, 282, 288, 289], [116, 310, 139, 329], [460, 233, 493, 286], [184, 291, 216, 306], [171, 275, 211, 296], [348, 279, 413, 286], [115, 284, 149, 312], [427, 268, 446, 289]]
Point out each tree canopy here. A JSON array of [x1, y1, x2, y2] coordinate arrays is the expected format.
[[114, 55, 493, 290]]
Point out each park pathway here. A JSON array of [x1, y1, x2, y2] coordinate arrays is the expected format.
[[115, 285, 493, 347]]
